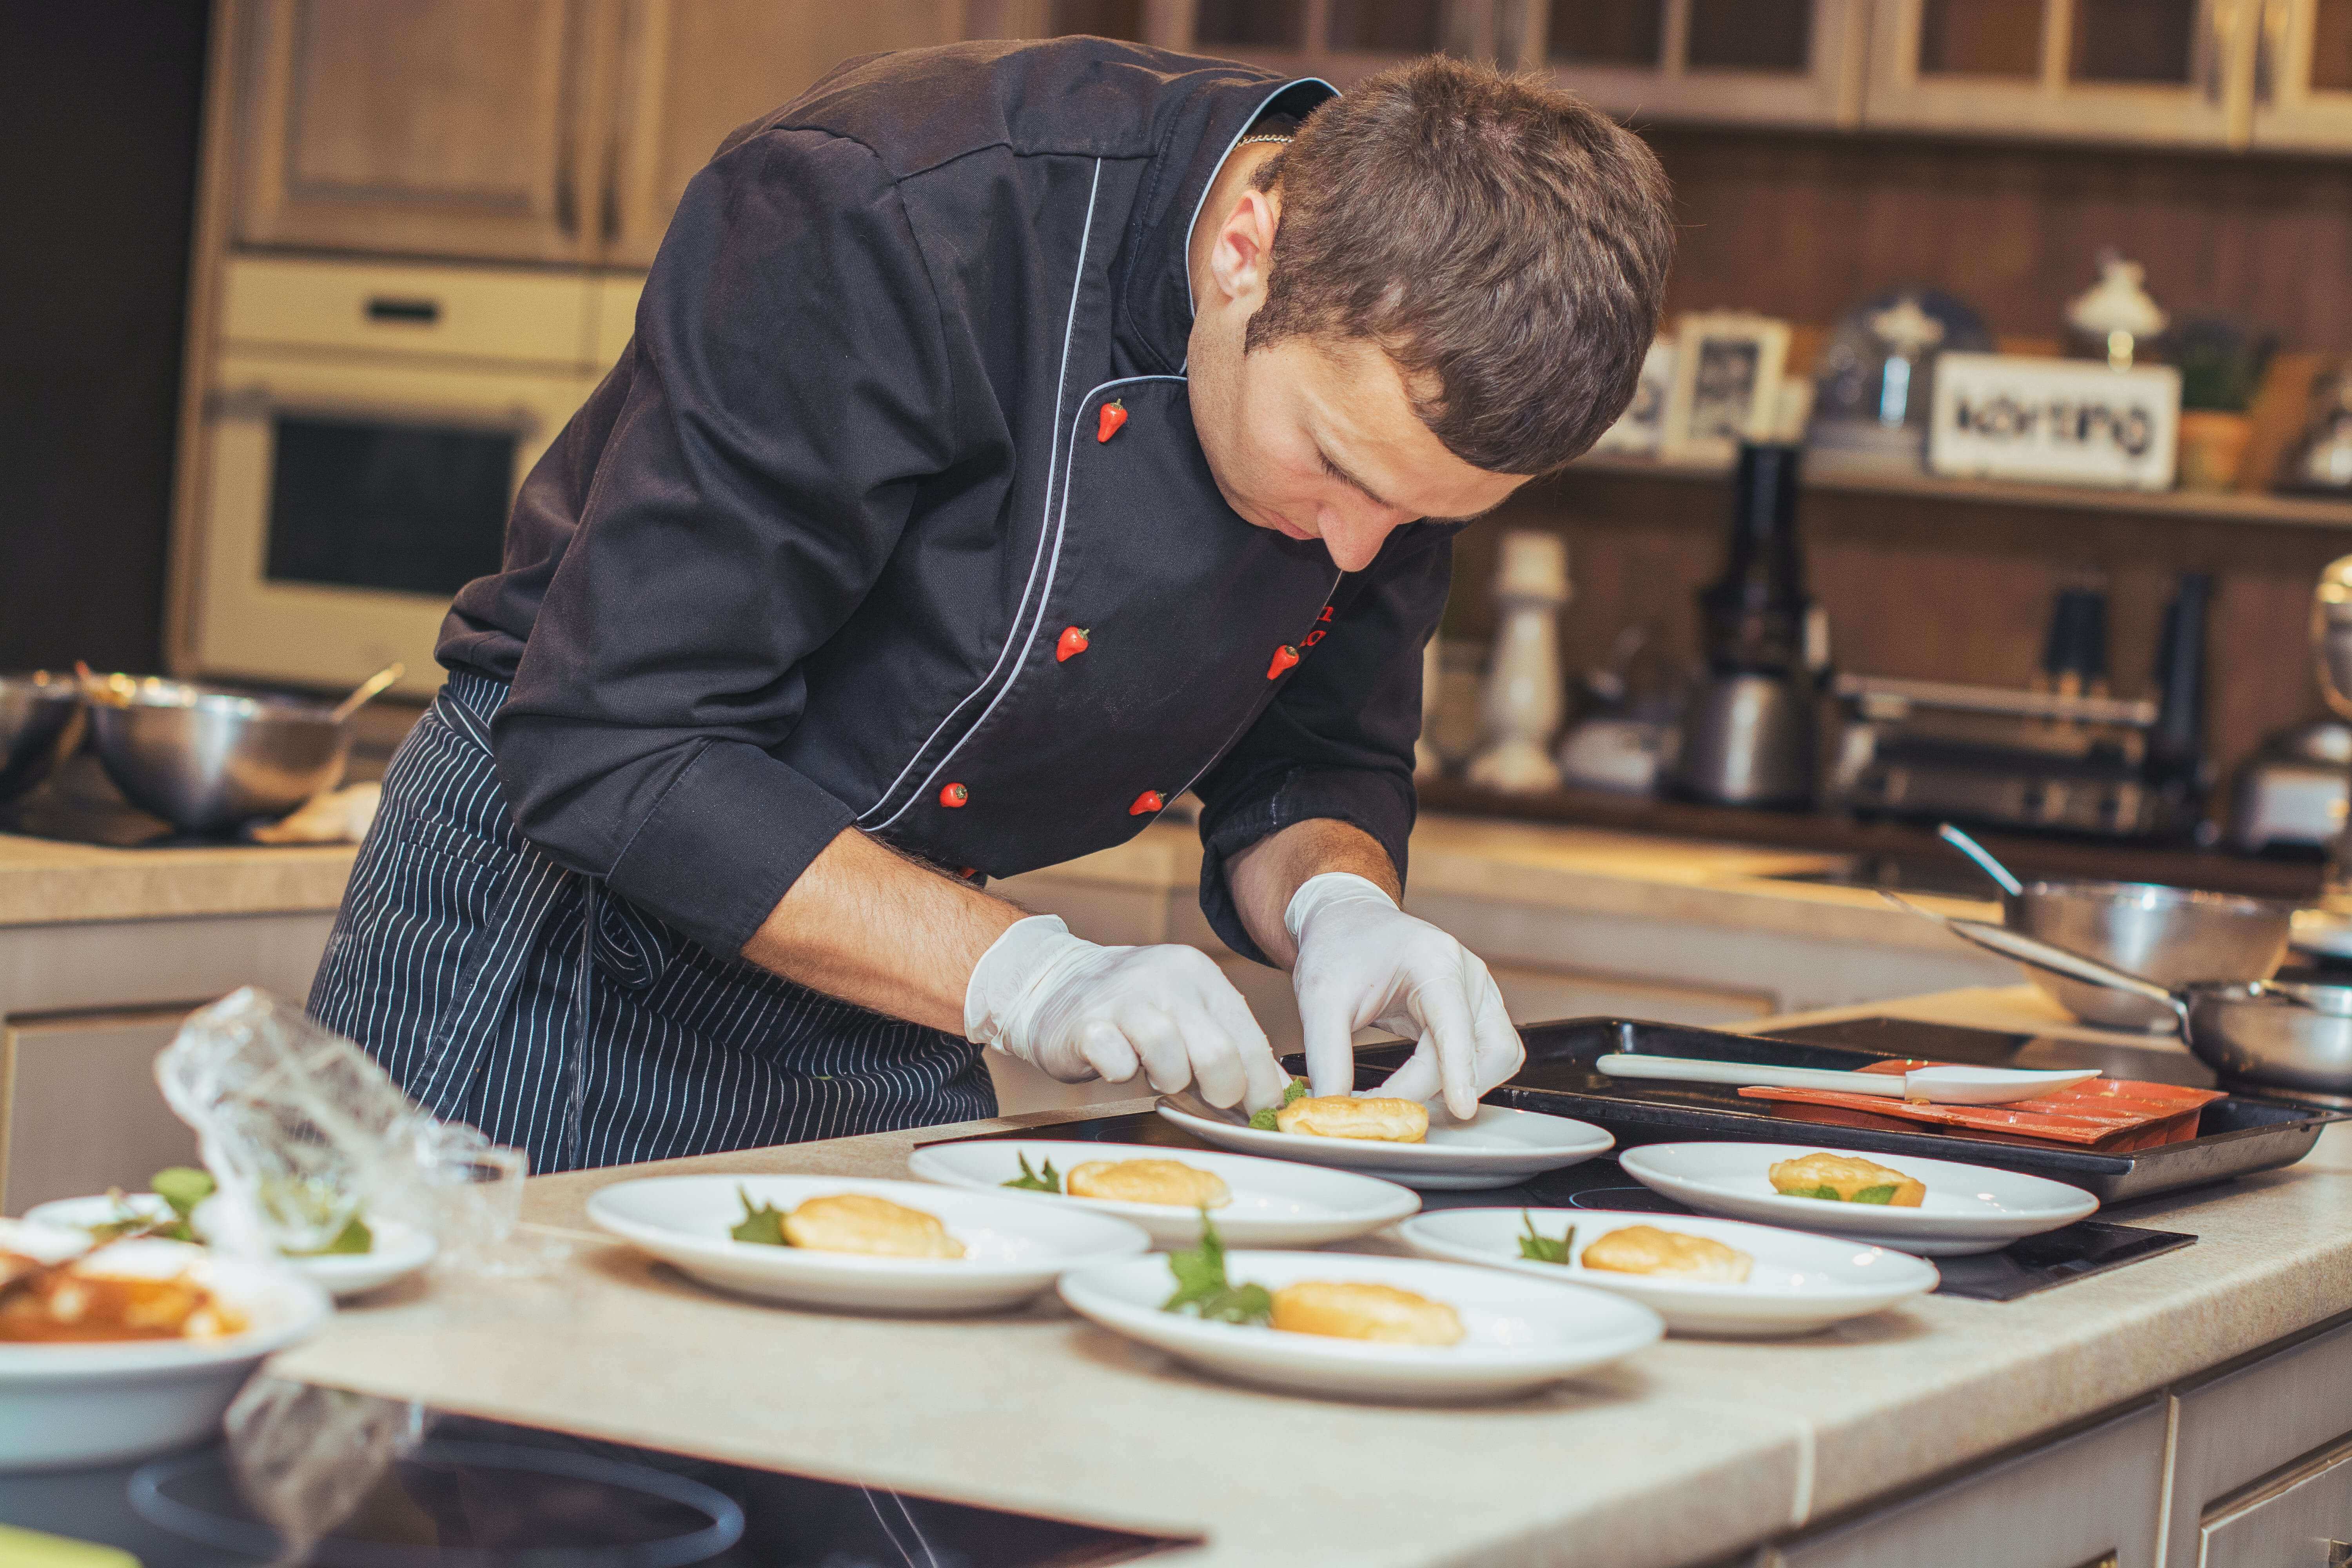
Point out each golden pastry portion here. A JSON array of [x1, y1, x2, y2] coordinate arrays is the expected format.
[[779, 1194, 966, 1259], [0, 1254, 243, 1343], [1579, 1225, 1754, 1283], [1769, 1151, 1926, 1207], [1065, 1159, 1231, 1209], [1269, 1280, 1464, 1346], [1274, 1095, 1430, 1143]]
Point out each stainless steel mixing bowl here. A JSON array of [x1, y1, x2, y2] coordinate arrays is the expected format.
[[2181, 982, 2352, 1104], [2004, 880, 2293, 1031], [0, 671, 84, 803], [87, 678, 349, 833]]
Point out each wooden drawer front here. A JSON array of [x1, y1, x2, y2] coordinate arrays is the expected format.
[[2199, 1438, 2352, 1567], [221, 256, 593, 366], [2166, 1316, 2352, 1566], [2, 1012, 200, 1214], [1772, 1401, 2165, 1568]]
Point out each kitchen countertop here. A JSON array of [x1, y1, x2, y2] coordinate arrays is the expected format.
[[0, 831, 360, 927], [269, 985, 2352, 1568]]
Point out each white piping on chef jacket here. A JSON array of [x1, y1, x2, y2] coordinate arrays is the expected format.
[[865, 371, 1186, 836], [1180, 77, 1336, 367], [859, 156, 1105, 828]]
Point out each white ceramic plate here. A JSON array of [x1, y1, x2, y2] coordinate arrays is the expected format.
[[0, 1220, 332, 1472], [1059, 1249, 1662, 1402], [1617, 1143, 2100, 1257], [1153, 1101, 1614, 1191], [1397, 1208, 1940, 1336], [26, 1194, 438, 1302], [587, 1174, 1150, 1314], [906, 1139, 1420, 1248]]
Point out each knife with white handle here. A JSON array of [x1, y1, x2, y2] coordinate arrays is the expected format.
[[1593, 1053, 2100, 1105]]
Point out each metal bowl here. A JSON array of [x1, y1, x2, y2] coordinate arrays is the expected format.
[[0, 671, 84, 803], [87, 678, 349, 833], [2004, 880, 2293, 1031]]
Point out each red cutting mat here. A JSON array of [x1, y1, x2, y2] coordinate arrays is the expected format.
[[1736, 1060, 2223, 1151]]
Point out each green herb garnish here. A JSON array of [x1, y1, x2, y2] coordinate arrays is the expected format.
[[289, 1214, 374, 1256], [1002, 1154, 1062, 1193], [730, 1187, 791, 1246], [1789, 1185, 1843, 1201], [1517, 1211, 1575, 1265], [93, 1166, 216, 1243], [1847, 1184, 1900, 1205], [1248, 1076, 1312, 1131], [1160, 1211, 1273, 1326]]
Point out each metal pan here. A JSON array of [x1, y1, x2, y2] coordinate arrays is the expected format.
[[1890, 893, 2352, 1107]]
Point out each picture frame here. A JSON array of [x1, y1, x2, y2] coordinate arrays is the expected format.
[[1592, 339, 1677, 455], [1662, 312, 1791, 462]]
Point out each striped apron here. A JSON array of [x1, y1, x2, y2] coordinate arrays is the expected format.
[[307, 670, 996, 1175]]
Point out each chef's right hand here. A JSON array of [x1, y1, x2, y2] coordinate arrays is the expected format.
[[964, 915, 1289, 1111]]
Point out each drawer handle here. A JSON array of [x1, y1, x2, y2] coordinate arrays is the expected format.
[[364, 296, 441, 325]]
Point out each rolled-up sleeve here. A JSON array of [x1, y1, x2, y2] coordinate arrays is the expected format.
[[491, 127, 960, 960], [1191, 526, 1456, 964]]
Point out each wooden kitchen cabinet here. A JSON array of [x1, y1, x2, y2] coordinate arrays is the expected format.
[[1862, 0, 2251, 146], [2161, 1312, 2352, 1566], [2249, 0, 2352, 149], [233, 0, 609, 263], [1534, 0, 1873, 127], [1, 1012, 200, 1216]]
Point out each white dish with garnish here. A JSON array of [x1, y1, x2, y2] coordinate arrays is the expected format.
[[26, 1193, 438, 1301], [1397, 1208, 1940, 1336], [1058, 1248, 1662, 1401], [1617, 1143, 2100, 1257], [1153, 1099, 1613, 1191], [0, 1219, 332, 1472], [906, 1138, 1421, 1247], [586, 1174, 1150, 1314]]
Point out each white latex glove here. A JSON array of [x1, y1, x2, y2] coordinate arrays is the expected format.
[[965, 916, 1289, 1110], [1287, 872, 1524, 1120]]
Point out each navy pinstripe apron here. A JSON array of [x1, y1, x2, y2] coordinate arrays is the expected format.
[[308, 671, 996, 1175]]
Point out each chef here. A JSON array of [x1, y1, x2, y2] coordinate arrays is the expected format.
[[309, 37, 1675, 1174]]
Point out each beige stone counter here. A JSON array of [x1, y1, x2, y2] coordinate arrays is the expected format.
[[272, 985, 2352, 1568], [0, 832, 358, 927]]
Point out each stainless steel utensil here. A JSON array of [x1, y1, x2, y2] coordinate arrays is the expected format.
[[2002, 879, 2292, 1031], [86, 677, 350, 833], [327, 661, 405, 725], [0, 671, 83, 804], [1883, 892, 2352, 1104], [1936, 822, 2024, 896], [1594, 1052, 2097, 1104]]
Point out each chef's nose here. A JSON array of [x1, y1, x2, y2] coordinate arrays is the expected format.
[[1317, 504, 1401, 573]]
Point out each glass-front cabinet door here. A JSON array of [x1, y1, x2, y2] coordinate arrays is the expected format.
[[2249, 0, 2352, 148], [1526, 0, 1871, 125], [1864, 0, 2252, 145], [1191, 0, 1484, 83]]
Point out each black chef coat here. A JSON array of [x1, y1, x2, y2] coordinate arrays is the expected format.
[[437, 37, 1456, 968]]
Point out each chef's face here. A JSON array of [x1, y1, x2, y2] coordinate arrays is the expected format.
[[1187, 186, 1527, 573]]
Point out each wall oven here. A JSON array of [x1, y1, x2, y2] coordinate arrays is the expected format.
[[181, 256, 639, 696]]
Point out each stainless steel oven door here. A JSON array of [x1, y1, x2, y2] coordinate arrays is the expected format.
[[192, 348, 598, 695]]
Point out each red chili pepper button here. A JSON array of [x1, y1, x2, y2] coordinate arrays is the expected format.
[[1129, 789, 1164, 816], [1266, 644, 1301, 680], [1056, 625, 1090, 662], [938, 782, 969, 808], [1096, 399, 1127, 443]]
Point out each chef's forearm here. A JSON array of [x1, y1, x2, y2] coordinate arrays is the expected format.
[[740, 828, 1025, 1035], [1223, 818, 1402, 969]]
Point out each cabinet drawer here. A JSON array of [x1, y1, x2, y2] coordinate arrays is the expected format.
[[221, 256, 593, 367], [1771, 1400, 2165, 1568], [2, 1011, 200, 1214], [2199, 1437, 2352, 1567], [2165, 1314, 2352, 1565]]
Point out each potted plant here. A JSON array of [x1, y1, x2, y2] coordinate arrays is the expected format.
[[2172, 317, 2274, 492]]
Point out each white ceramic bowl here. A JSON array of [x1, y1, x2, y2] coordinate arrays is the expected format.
[[0, 1221, 332, 1472], [906, 1138, 1420, 1248], [1397, 1208, 1940, 1336], [1059, 1249, 1663, 1402], [1617, 1143, 2100, 1257], [586, 1174, 1151, 1314], [26, 1194, 438, 1301], [1154, 1100, 1614, 1191]]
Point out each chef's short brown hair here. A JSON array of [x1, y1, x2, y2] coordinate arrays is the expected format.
[[1249, 58, 1674, 477]]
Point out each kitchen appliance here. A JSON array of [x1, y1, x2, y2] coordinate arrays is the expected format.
[[1833, 573, 2213, 840], [2277, 361, 2352, 495], [1668, 442, 1822, 808], [2228, 717, 2351, 851], [84, 677, 351, 833], [182, 256, 641, 697], [0, 672, 82, 803]]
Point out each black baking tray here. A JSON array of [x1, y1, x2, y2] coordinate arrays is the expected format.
[[1345, 1015, 2343, 1205]]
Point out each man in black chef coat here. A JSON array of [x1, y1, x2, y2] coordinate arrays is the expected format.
[[310, 38, 1675, 1174]]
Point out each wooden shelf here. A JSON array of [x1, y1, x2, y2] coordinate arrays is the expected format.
[[1568, 451, 2352, 532], [1415, 776, 2326, 902]]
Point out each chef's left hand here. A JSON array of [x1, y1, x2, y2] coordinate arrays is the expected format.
[[1286, 872, 1524, 1120]]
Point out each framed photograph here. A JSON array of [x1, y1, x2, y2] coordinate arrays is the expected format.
[[1663, 312, 1791, 462], [1592, 339, 1676, 455]]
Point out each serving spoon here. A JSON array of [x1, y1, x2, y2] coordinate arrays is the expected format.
[[1594, 1053, 2099, 1105]]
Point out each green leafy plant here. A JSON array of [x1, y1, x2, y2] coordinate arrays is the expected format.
[[2173, 318, 2274, 414], [1249, 1076, 1312, 1131], [1002, 1154, 1061, 1193], [730, 1187, 791, 1246], [1160, 1211, 1273, 1327], [1517, 1211, 1575, 1265]]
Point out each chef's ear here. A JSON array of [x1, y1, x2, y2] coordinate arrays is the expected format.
[[1207, 186, 1281, 309]]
